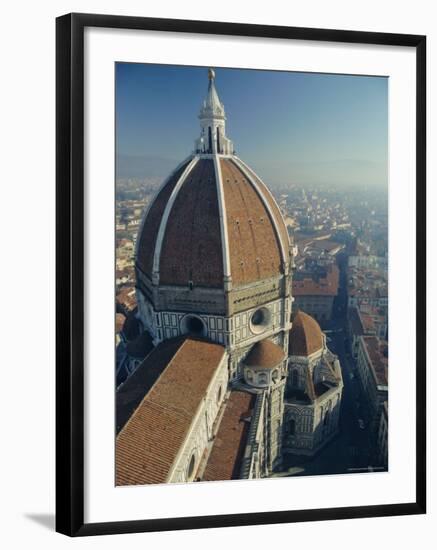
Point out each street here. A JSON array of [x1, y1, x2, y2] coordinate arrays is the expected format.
[[279, 252, 384, 478]]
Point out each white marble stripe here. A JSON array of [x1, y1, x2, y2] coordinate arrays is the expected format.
[[152, 156, 199, 281], [134, 155, 194, 261], [213, 154, 232, 290], [232, 156, 290, 270]]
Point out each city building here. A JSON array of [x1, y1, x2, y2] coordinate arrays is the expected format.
[[283, 311, 343, 456], [376, 400, 388, 469], [348, 254, 388, 271], [115, 286, 136, 315], [348, 305, 388, 358], [292, 264, 339, 322], [115, 69, 343, 485], [347, 260, 388, 312], [356, 335, 388, 444]]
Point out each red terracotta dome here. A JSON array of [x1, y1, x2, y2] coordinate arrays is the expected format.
[[136, 156, 290, 290], [289, 310, 324, 357], [135, 68, 290, 293], [244, 339, 286, 369]]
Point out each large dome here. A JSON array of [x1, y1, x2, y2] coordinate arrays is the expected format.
[[136, 155, 290, 290], [136, 68, 290, 296]]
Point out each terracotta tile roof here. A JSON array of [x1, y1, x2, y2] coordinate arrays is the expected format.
[[116, 337, 225, 485], [202, 391, 255, 481], [239, 162, 290, 256], [136, 156, 289, 290], [117, 337, 185, 433], [289, 310, 323, 357], [221, 159, 283, 285], [293, 264, 339, 296], [159, 159, 224, 288], [136, 160, 191, 279], [116, 286, 137, 312], [244, 338, 285, 369]]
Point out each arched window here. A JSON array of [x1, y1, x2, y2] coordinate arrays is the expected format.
[[324, 410, 330, 426], [187, 452, 196, 480], [291, 369, 299, 388], [181, 315, 206, 337], [289, 419, 296, 436], [249, 307, 271, 334], [187, 316, 203, 334], [208, 126, 212, 152]]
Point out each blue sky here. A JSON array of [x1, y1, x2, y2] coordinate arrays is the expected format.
[[116, 63, 388, 188]]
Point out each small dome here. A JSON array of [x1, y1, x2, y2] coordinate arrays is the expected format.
[[289, 310, 323, 357], [244, 339, 285, 369]]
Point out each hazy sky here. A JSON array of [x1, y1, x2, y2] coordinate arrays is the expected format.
[[116, 63, 388, 188]]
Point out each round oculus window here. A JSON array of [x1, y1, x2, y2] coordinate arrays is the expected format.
[[249, 307, 271, 334]]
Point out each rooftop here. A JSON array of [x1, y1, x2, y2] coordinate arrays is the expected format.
[[362, 335, 388, 388], [289, 310, 324, 357], [116, 286, 137, 312], [293, 264, 339, 297], [202, 391, 255, 481], [116, 337, 225, 485], [244, 339, 285, 369], [116, 336, 187, 433]]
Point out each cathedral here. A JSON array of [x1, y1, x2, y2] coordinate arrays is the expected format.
[[115, 69, 343, 485]]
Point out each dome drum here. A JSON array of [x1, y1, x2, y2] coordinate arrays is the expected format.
[[243, 366, 281, 388], [243, 339, 286, 388]]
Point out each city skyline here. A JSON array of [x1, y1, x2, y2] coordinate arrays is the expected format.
[[115, 67, 389, 484], [116, 63, 388, 188]]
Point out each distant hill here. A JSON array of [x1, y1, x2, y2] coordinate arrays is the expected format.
[[116, 154, 180, 180]]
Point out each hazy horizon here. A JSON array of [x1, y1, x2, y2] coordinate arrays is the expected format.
[[116, 64, 388, 190]]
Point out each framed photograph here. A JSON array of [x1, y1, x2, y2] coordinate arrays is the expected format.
[[56, 13, 426, 536]]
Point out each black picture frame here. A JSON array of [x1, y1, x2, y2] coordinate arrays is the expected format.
[[56, 12, 426, 537]]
